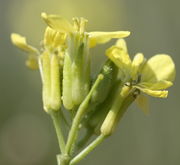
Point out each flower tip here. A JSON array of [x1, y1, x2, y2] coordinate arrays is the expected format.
[[11, 33, 24, 45], [120, 31, 131, 38], [10, 33, 15, 43], [11, 33, 18, 41], [41, 12, 47, 19], [11, 33, 16, 38], [117, 31, 131, 38], [165, 90, 169, 97], [126, 31, 131, 36]]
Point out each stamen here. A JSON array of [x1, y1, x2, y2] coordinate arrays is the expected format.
[[72, 17, 88, 34], [80, 17, 88, 34], [72, 17, 79, 32]]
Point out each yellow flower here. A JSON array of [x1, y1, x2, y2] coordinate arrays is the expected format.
[[11, 25, 65, 112], [106, 39, 176, 114], [11, 33, 39, 69], [11, 13, 131, 111], [40, 12, 131, 109], [41, 13, 130, 48]]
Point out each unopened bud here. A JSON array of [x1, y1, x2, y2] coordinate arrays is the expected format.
[[62, 53, 74, 110], [41, 52, 51, 112], [41, 52, 62, 112], [50, 55, 61, 111], [101, 84, 131, 136], [91, 60, 118, 105]]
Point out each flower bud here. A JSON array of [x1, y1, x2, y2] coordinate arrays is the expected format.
[[41, 52, 61, 112], [62, 25, 90, 108], [41, 52, 51, 112], [50, 54, 61, 111], [100, 85, 132, 136], [91, 60, 118, 105], [71, 33, 90, 105], [62, 53, 74, 110]]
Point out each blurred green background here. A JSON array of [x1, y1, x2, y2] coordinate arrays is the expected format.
[[0, 0, 180, 165]]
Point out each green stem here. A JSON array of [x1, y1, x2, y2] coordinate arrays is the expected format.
[[65, 74, 104, 155], [50, 110, 66, 154], [57, 154, 71, 165], [70, 134, 105, 165]]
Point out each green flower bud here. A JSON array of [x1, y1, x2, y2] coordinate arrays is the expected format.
[[70, 33, 90, 105], [100, 84, 132, 136], [62, 53, 74, 110], [78, 76, 120, 147], [62, 31, 90, 108], [50, 54, 61, 111], [91, 60, 118, 105], [41, 52, 51, 112], [41, 52, 61, 112]]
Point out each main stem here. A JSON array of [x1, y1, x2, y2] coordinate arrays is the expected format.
[[65, 74, 104, 155], [50, 110, 66, 154]]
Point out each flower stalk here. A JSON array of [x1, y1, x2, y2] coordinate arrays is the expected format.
[[65, 74, 104, 155], [50, 110, 66, 153], [70, 134, 105, 165]]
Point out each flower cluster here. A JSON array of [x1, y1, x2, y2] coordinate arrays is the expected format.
[[11, 13, 176, 165]]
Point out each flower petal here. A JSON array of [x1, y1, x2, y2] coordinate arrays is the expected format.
[[141, 54, 176, 83], [135, 86, 168, 98], [89, 31, 130, 47], [115, 39, 128, 53], [139, 80, 173, 90], [106, 46, 131, 77], [43, 27, 66, 49], [41, 13, 74, 33], [131, 53, 145, 80], [25, 54, 39, 70], [11, 33, 38, 53], [136, 94, 150, 115]]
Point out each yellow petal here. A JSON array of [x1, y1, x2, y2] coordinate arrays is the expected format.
[[25, 54, 39, 70], [131, 53, 145, 79], [53, 32, 66, 48], [44, 27, 56, 47], [139, 80, 173, 90], [115, 39, 128, 53], [141, 54, 176, 83], [89, 31, 130, 47], [135, 86, 168, 98], [43, 27, 66, 49], [11, 33, 38, 53], [41, 13, 74, 33], [106, 46, 131, 75], [136, 94, 150, 115]]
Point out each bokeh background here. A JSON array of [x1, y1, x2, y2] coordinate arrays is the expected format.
[[0, 0, 180, 165]]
